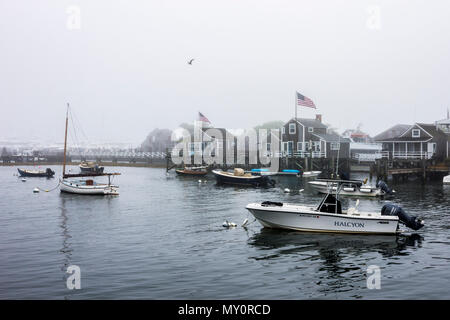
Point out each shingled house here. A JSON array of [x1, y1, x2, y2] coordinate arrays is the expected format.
[[374, 123, 448, 160], [280, 115, 350, 158]]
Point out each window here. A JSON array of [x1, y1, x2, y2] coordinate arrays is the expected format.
[[266, 143, 271, 152], [297, 142, 303, 151], [331, 142, 340, 150], [305, 142, 310, 150], [308, 127, 313, 133], [313, 141, 321, 151], [282, 127, 285, 134], [412, 129, 420, 138], [289, 123, 296, 134]]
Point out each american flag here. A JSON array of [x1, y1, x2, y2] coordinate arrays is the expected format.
[[198, 112, 211, 123], [296, 92, 316, 109]]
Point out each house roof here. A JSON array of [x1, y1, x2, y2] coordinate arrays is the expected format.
[[375, 123, 446, 142], [373, 124, 411, 141], [312, 133, 351, 143], [286, 118, 327, 129], [416, 123, 447, 139]]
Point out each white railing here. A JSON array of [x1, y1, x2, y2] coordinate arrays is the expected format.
[[352, 152, 383, 162], [378, 151, 434, 160], [391, 151, 433, 159]]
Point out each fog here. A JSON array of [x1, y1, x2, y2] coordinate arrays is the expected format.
[[1, 0, 449, 145]]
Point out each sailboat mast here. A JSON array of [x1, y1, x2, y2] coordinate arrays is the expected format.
[[63, 103, 69, 177]]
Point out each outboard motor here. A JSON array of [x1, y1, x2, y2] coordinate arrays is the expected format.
[[377, 180, 393, 194], [46, 168, 55, 177], [381, 204, 424, 231]]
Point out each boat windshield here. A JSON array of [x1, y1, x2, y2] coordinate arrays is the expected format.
[[316, 194, 342, 214]]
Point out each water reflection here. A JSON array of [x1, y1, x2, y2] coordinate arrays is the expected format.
[[248, 228, 423, 260], [59, 196, 73, 300]]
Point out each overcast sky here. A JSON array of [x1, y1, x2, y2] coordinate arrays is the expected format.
[[1, 0, 449, 145]]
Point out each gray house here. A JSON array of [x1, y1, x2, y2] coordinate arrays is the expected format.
[[280, 115, 350, 158], [374, 123, 448, 160]]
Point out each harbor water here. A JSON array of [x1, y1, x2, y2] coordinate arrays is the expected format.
[[0, 165, 449, 299]]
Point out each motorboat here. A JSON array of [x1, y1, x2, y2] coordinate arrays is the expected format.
[[444, 175, 450, 184], [59, 103, 121, 195], [17, 168, 55, 178], [212, 168, 275, 187], [246, 179, 424, 235], [308, 179, 393, 197], [79, 161, 104, 174], [175, 166, 208, 176]]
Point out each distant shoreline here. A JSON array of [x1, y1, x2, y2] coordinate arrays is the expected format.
[[0, 162, 166, 168]]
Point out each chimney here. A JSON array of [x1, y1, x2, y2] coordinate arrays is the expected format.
[[315, 114, 322, 123]]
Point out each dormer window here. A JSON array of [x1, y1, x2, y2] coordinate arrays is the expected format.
[[289, 123, 296, 134], [308, 127, 313, 133], [412, 129, 420, 138]]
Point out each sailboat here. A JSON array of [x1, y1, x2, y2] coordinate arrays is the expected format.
[[59, 103, 120, 195]]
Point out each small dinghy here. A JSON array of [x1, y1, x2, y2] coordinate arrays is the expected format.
[[246, 179, 424, 235], [175, 166, 208, 176], [17, 168, 55, 178], [212, 168, 275, 187]]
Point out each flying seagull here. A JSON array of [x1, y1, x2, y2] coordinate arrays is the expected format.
[[188, 58, 194, 65]]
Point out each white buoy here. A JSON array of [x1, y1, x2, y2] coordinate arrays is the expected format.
[[242, 218, 249, 227], [21, 178, 27, 182], [33, 188, 40, 193], [198, 180, 202, 183], [299, 189, 304, 192], [284, 188, 290, 193]]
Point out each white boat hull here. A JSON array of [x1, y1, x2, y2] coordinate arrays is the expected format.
[[444, 175, 450, 184], [302, 171, 322, 177], [308, 181, 384, 197], [246, 203, 399, 234], [60, 180, 118, 195]]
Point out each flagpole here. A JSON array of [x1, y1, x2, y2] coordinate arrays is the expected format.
[[294, 91, 297, 121]]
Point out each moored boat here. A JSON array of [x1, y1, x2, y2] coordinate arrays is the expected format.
[[79, 161, 104, 174], [59, 103, 121, 196], [17, 168, 55, 178], [444, 175, 450, 184], [175, 166, 208, 176], [212, 168, 275, 187], [246, 179, 424, 235], [60, 177, 118, 195], [308, 179, 393, 197]]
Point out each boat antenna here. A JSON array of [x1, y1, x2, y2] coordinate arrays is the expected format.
[[63, 103, 69, 177]]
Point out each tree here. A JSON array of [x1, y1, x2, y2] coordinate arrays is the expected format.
[[254, 121, 284, 131], [1, 147, 9, 157], [140, 128, 173, 152]]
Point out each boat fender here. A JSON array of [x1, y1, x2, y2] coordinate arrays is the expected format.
[[261, 201, 283, 207], [381, 204, 424, 231], [33, 188, 40, 193], [241, 218, 249, 227]]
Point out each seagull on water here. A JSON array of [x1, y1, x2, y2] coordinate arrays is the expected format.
[[188, 58, 195, 65]]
